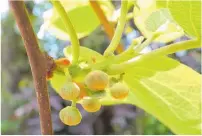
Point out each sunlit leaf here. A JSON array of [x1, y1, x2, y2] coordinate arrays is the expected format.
[[43, 3, 100, 40], [145, 8, 173, 31], [133, 0, 156, 37], [100, 56, 201, 134], [134, 0, 201, 44], [144, 8, 185, 43], [157, 0, 201, 40], [154, 21, 184, 43], [49, 72, 69, 94], [63, 46, 104, 63], [134, 0, 184, 43]]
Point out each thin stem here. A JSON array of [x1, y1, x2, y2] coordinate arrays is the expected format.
[[89, 36, 143, 70], [89, 1, 124, 54], [107, 39, 199, 75], [9, 1, 53, 134], [91, 55, 115, 70], [126, 12, 134, 21], [134, 32, 162, 52], [114, 36, 144, 63], [104, 0, 128, 57], [51, 1, 80, 64], [71, 100, 76, 107], [147, 39, 200, 55]]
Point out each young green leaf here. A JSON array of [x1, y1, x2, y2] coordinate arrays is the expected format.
[[100, 56, 200, 134], [134, 1, 185, 43], [43, 4, 100, 40], [63, 46, 104, 63], [157, 1, 201, 41], [50, 72, 70, 94], [124, 57, 200, 134], [145, 8, 173, 32], [133, 0, 156, 38]]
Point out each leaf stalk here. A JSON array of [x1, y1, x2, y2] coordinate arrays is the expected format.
[[51, 0, 80, 65], [104, 0, 128, 57]]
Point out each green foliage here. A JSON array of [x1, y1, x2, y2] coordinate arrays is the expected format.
[[134, 0, 201, 44], [63, 46, 104, 63], [48, 0, 201, 134], [101, 56, 201, 134], [157, 0, 201, 40], [145, 8, 173, 32], [134, 0, 184, 43], [44, 3, 100, 40], [50, 72, 68, 94]]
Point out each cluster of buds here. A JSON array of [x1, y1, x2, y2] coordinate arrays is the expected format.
[[47, 57, 130, 126]]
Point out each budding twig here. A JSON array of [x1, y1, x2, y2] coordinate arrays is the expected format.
[[9, 1, 53, 134], [107, 39, 199, 75]]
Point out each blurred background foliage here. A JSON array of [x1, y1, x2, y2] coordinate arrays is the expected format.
[[1, 0, 201, 135]]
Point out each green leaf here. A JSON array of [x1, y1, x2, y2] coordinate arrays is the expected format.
[[133, 0, 201, 45], [157, 1, 201, 40], [133, 0, 184, 43], [43, 4, 100, 40], [124, 57, 200, 134], [101, 56, 201, 134], [144, 8, 185, 43], [49, 72, 69, 94], [133, 0, 158, 38], [145, 8, 173, 31], [63, 46, 104, 63]]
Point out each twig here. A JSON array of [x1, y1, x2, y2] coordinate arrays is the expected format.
[[114, 36, 144, 63], [134, 32, 162, 52], [9, 1, 53, 134], [51, 0, 80, 65], [103, 0, 128, 57], [90, 1, 124, 54], [107, 39, 199, 74]]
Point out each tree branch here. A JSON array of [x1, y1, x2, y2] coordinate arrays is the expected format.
[[90, 1, 124, 54], [103, 0, 128, 57], [9, 1, 53, 135]]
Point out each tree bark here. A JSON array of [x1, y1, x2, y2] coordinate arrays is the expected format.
[[9, 1, 53, 135]]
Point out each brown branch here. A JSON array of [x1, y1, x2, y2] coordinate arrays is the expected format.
[[90, 1, 124, 54], [9, 1, 53, 135]]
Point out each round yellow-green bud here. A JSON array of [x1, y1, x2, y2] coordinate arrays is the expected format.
[[84, 70, 109, 91], [59, 106, 82, 126], [59, 82, 80, 100], [81, 97, 101, 112], [110, 82, 129, 99]]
